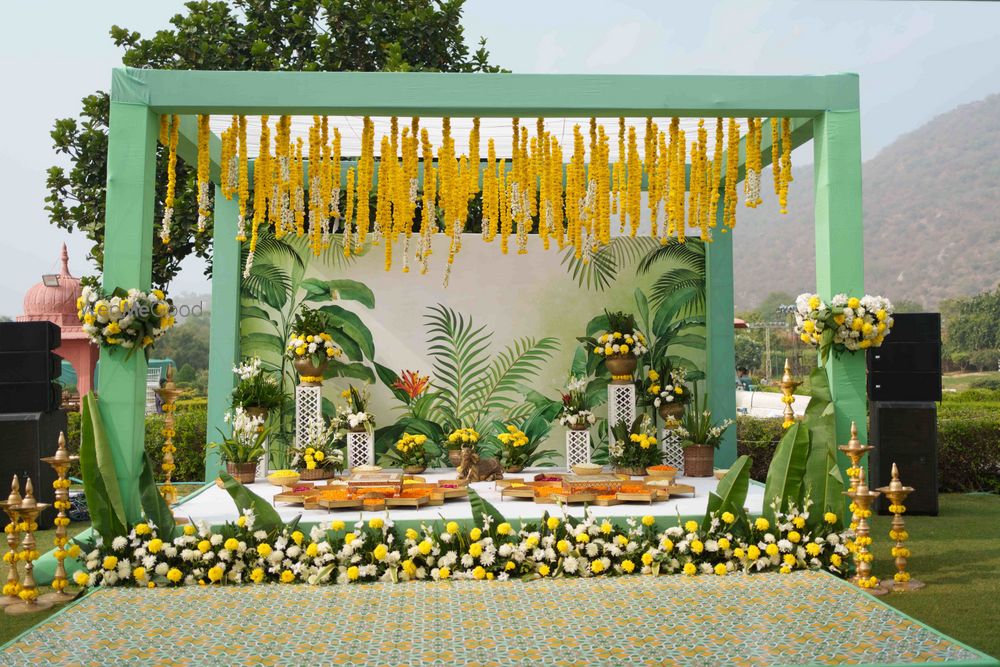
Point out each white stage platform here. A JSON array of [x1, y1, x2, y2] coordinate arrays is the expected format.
[[176, 469, 765, 525]]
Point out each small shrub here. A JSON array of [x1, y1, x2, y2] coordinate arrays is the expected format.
[[938, 410, 1000, 493], [968, 377, 1000, 391], [736, 416, 784, 481]]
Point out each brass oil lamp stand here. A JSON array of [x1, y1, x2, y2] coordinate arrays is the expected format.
[[877, 463, 924, 593], [5, 479, 52, 615], [777, 359, 801, 428], [38, 432, 79, 605], [844, 467, 885, 596], [0, 475, 23, 608], [154, 365, 183, 507]]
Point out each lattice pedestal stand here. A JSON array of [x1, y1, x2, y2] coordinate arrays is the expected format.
[[295, 385, 323, 448], [660, 428, 685, 471], [607, 385, 636, 429], [347, 432, 374, 469], [566, 430, 592, 467]]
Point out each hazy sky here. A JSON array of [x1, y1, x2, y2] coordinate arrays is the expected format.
[[1, 0, 999, 316]]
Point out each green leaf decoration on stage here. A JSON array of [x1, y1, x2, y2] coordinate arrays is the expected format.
[[218, 471, 287, 535], [467, 487, 507, 533], [761, 367, 847, 526], [79, 393, 128, 544], [702, 454, 752, 534], [301, 278, 375, 309], [762, 421, 810, 524], [561, 236, 660, 291], [636, 237, 706, 315], [139, 452, 175, 539]]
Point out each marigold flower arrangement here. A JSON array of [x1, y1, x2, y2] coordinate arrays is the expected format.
[[231, 357, 284, 412], [794, 292, 894, 360], [286, 305, 343, 366], [609, 415, 662, 472], [446, 427, 480, 450], [581, 310, 649, 359], [73, 495, 849, 590], [77, 277, 175, 356], [383, 433, 429, 469], [557, 376, 597, 430], [640, 365, 692, 410], [290, 417, 344, 473]]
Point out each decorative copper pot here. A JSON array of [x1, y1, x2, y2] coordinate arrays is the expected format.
[[568, 422, 590, 431], [658, 402, 685, 421], [605, 355, 637, 385], [448, 449, 464, 467], [293, 357, 327, 386]]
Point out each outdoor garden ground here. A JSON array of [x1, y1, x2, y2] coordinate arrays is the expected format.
[[1, 492, 998, 661]]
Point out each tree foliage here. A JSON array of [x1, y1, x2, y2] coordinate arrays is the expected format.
[[942, 284, 1000, 370], [46, 0, 502, 288]]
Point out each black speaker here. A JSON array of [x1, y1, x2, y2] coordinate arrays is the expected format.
[[0, 351, 63, 382], [0, 321, 60, 351], [0, 411, 67, 530], [869, 402, 938, 515], [867, 313, 942, 402], [0, 322, 64, 414]]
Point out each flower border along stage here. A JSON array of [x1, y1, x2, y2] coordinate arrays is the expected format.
[[75, 488, 851, 589]]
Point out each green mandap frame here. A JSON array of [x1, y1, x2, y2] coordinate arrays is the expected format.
[[100, 67, 865, 521]]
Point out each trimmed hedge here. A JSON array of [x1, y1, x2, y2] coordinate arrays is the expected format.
[[64, 405, 208, 483]]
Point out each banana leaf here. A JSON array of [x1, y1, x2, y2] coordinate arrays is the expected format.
[[139, 452, 175, 538], [761, 420, 810, 523], [218, 471, 287, 534], [803, 368, 846, 527], [79, 393, 127, 544], [468, 488, 508, 533], [318, 305, 375, 359], [300, 278, 375, 309], [702, 455, 751, 535]]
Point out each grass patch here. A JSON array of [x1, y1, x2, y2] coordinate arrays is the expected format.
[[943, 371, 1000, 392], [2, 494, 998, 658]]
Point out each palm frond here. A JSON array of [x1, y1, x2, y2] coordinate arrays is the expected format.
[[241, 263, 291, 310], [636, 237, 706, 276], [649, 268, 707, 315], [561, 236, 660, 291], [467, 336, 560, 426], [424, 304, 493, 428]]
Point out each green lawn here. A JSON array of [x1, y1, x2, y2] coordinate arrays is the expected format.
[[2, 494, 998, 659], [943, 370, 1000, 392]]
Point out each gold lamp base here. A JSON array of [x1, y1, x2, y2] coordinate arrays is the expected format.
[[4, 599, 53, 615], [0, 595, 23, 608], [37, 589, 76, 605], [880, 578, 926, 593]]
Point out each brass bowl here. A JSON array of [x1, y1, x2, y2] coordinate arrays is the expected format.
[[572, 464, 603, 476]]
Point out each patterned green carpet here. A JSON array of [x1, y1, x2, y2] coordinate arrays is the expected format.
[[1, 571, 994, 666]]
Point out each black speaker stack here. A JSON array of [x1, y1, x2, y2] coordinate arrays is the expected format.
[[0, 321, 67, 529], [867, 313, 941, 515]]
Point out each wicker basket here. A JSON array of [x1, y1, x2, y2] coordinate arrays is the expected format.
[[299, 467, 335, 481], [683, 444, 715, 477], [226, 462, 257, 484]]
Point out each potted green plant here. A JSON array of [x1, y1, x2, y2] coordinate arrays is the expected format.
[[211, 407, 270, 484], [382, 432, 430, 474], [579, 310, 649, 384], [558, 376, 597, 431], [286, 305, 343, 385], [290, 417, 345, 480], [494, 410, 560, 473], [669, 391, 734, 477], [445, 427, 480, 467], [642, 364, 692, 422], [608, 415, 661, 476], [231, 357, 284, 420]]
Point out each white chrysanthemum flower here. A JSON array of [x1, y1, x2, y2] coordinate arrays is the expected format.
[[111, 536, 128, 551]]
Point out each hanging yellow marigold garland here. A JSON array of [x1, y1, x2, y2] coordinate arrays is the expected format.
[[159, 115, 179, 245]]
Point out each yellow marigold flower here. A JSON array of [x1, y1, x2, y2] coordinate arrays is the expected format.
[[718, 538, 731, 550], [783, 553, 797, 566], [102, 556, 118, 571], [249, 567, 265, 583], [305, 543, 319, 558], [405, 528, 419, 541], [765, 543, 779, 557], [446, 521, 460, 535], [590, 559, 605, 574], [133, 566, 147, 581], [183, 524, 197, 536], [74, 571, 89, 586], [469, 542, 483, 558], [714, 563, 728, 576], [166, 568, 183, 583], [331, 520, 345, 531], [236, 516, 247, 528], [641, 515, 655, 527], [418, 540, 433, 555], [134, 523, 150, 536], [787, 531, 801, 543], [402, 560, 417, 576], [747, 545, 761, 560], [257, 543, 273, 558], [575, 533, 589, 544], [472, 566, 486, 580], [347, 566, 360, 581], [537, 564, 550, 577], [684, 520, 698, 533], [754, 518, 770, 531], [683, 562, 697, 576], [368, 518, 384, 530], [147, 538, 163, 554], [601, 521, 613, 534], [438, 566, 451, 580], [641, 552, 653, 566], [373, 544, 389, 561], [830, 554, 842, 567], [806, 543, 821, 557], [733, 547, 745, 559], [661, 538, 674, 552], [621, 559, 635, 573], [690, 540, 704, 554], [556, 539, 570, 554], [792, 516, 805, 529], [344, 533, 356, 545], [208, 566, 224, 583], [469, 527, 482, 541], [496, 522, 512, 535]]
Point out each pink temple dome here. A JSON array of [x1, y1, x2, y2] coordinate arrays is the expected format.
[[18, 243, 86, 337]]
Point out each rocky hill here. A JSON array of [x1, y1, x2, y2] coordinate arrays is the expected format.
[[734, 93, 1000, 310]]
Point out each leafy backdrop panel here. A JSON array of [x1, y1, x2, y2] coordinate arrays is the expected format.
[[239, 233, 706, 466]]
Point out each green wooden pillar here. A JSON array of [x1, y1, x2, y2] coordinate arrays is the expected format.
[[205, 185, 242, 480], [706, 217, 737, 467], [98, 101, 158, 523], [813, 107, 868, 459]]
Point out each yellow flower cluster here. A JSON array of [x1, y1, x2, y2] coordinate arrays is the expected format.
[[591, 330, 648, 357], [159, 115, 179, 245], [447, 427, 479, 447], [196, 114, 211, 232], [395, 433, 428, 454], [628, 432, 657, 449], [497, 425, 528, 448], [285, 332, 342, 360], [302, 446, 326, 470], [743, 117, 763, 208]]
